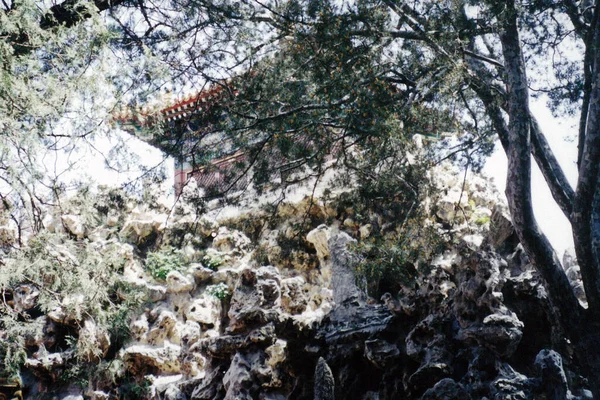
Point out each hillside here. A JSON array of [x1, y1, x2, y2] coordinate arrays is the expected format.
[[0, 163, 590, 399]]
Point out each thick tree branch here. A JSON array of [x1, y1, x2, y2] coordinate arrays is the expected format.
[[463, 49, 504, 69], [562, 0, 588, 38], [500, 0, 582, 328], [573, 0, 600, 317], [40, 0, 129, 29], [577, 19, 596, 169]]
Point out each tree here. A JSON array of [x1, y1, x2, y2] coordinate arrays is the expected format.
[[113, 0, 600, 395]]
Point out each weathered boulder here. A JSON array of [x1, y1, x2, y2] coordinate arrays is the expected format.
[[421, 378, 470, 400], [147, 310, 177, 345], [435, 188, 469, 224], [167, 271, 195, 293], [486, 204, 515, 249], [12, 284, 39, 312], [328, 232, 365, 305], [306, 225, 330, 261], [130, 314, 150, 343], [535, 349, 573, 400], [212, 227, 251, 254], [406, 314, 454, 391], [281, 276, 309, 314], [228, 267, 282, 332], [120, 208, 165, 243], [188, 263, 214, 283], [223, 352, 256, 400], [364, 339, 400, 369], [314, 357, 335, 400], [185, 294, 222, 328], [453, 251, 524, 357], [61, 214, 86, 239], [123, 343, 181, 375], [489, 362, 534, 400]]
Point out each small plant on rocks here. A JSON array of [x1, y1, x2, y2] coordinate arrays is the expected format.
[[206, 283, 230, 300], [145, 246, 187, 280], [202, 253, 224, 271]]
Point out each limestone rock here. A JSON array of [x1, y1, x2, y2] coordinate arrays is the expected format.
[[123, 259, 145, 281], [265, 339, 287, 369], [281, 276, 308, 314], [147, 310, 177, 345], [88, 391, 109, 400], [435, 188, 469, 224], [314, 357, 335, 400], [167, 271, 195, 293], [212, 227, 251, 253], [487, 204, 514, 249], [212, 267, 241, 287], [223, 353, 256, 400], [421, 378, 470, 400], [228, 267, 281, 332], [163, 384, 187, 400], [123, 343, 181, 375], [306, 225, 330, 260], [405, 315, 454, 391], [180, 320, 202, 347], [61, 214, 86, 239], [130, 314, 150, 343], [193, 325, 276, 358], [147, 283, 168, 302], [490, 362, 534, 399], [47, 294, 85, 325], [364, 339, 400, 369], [359, 223, 372, 239], [120, 208, 165, 243], [535, 349, 573, 400], [186, 294, 222, 327], [12, 284, 39, 312], [181, 350, 206, 378], [188, 263, 214, 283], [329, 232, 365, 305]]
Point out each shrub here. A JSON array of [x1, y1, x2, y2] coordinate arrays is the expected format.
[[145, 246, 187, 280], [351, 222, 444, 297], [0, 230, 145, 384]]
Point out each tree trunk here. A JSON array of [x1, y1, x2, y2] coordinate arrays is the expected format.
[[498, 0, 582, 331], [572, 0, 600, 316], [498, 0, 600, 396]]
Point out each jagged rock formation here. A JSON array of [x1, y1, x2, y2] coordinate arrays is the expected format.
[[0, 164, 592, 399]]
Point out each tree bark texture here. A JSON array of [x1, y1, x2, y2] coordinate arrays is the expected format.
[[498, 0, 582, 332], [572, 0, 600, 316]]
